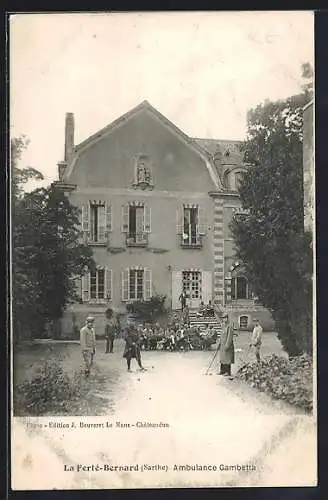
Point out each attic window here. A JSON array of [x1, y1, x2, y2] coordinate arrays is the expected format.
[[225, 149, 230, 157]]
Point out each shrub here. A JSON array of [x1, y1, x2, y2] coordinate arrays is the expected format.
[[126, 294, 167, 323], [235, 353, 313, 412], [14, 358, 84, 415]]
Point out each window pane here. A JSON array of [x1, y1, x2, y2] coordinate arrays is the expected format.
[[129, 206, 137, 236], [231, 278, 236, 299], [90, 271, 97, 299], [237, 277, 247, 299], [129, 270, 136, 299], [137, 270, 144, 299], [98, 269, 105, 299]]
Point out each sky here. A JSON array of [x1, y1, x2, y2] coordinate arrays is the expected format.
[[10, 11, 314, 188]]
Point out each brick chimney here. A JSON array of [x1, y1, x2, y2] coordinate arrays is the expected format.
[[57, 112, 75, 182], [64, 112, 75, 162]]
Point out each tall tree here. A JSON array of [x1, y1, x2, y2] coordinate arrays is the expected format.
[[230, 91, 313, 356], [12, 137, 95, 339], [13, 185, 95, 339]]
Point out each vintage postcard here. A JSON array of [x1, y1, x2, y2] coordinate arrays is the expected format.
[[10, 11, 316, 489]]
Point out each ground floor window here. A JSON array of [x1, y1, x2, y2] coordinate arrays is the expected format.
[[231, 276, 252, 300], [239, 315, 249, 329], [122, 267, 152, 302], [82, 268, 112, 302], [90, 269, 105, 300], [129, 269, 144, 300]]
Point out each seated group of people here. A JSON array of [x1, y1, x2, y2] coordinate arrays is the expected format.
[[196, 300, 215, 318], [137, 322, 218, 351]]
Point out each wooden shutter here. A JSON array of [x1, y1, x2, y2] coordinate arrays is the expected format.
[[144, 204, 151, 233], [98, 205, 106, 241], [197, 206, 206, 235], [82, 273, 90, 302], [176, 205, 183, 235], [81, 203, 90, 242], [121, 204, 129, 232], [106, 269, 113, 301], [105, 202, 112, 234], [202, 270, 213, 304], [171, 270, 182, 310], [121, 269, 129, 301], [73, 276, 81, 301], [144, 268, 152, 300]]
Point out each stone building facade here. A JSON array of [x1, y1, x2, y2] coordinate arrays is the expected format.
[[54, 101, 274, 336]]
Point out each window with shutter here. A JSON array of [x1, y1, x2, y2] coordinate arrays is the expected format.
[[144, 204, 151, 233], [90, 268, 105, 300], [125, 203, 148, 246], [88, 202, 107, 244], [144, 268, 152, 300], [81, 204, 90, 243], [105, 203, 112, 235], [121, 269, 129, 301], [176, 205, 183, 235], [97, 205, 106, 242], [179, 205, 203, 248], [121, 204, 129, 233], [106, 269, 113, 301], [82, 274, 90, 302], [197, 207, 206, 235]]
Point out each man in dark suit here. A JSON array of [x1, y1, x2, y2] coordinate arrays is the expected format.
[[105, 320, 116, 353], [123, 325, 147, 372]]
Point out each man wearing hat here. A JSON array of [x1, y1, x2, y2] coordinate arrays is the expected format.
[[217, 311, 235, 377], [80, 316, 96, 377], [123, 324, 147, 372]]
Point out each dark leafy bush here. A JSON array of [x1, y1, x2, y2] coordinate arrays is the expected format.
[[235, 353, 313, 412], [126, 294, 167, 323], [14, 358, 85, 415]]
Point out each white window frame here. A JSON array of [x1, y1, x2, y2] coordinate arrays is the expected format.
[[122, 202, 151, 245], [121, 267, 152, 302], [81, 268, 112, 303], [82, 201, 112, 245]]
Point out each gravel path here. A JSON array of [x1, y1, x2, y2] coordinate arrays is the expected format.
[[12, 339, 317, 489]]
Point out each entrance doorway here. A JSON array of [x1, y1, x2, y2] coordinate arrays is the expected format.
[[182, 270, 202, 308]]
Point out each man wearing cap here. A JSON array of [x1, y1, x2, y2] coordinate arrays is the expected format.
[[123, 324, 147, 372], [250, 318, 263, 363], [217, 312, 235, 377], [80, 316, 96, 377]]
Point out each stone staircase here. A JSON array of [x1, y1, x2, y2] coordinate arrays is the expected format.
[[188, 310, 223, 335]]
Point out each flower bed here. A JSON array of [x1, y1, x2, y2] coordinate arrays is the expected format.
[[235, 353, 313, 413]]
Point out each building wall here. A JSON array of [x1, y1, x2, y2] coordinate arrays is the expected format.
[[303, 101, 314, 233], [57, 104, 275, 336], [60, 109, 222, 336], [68, 108, 215, 193], [68, 187, 215, 301]]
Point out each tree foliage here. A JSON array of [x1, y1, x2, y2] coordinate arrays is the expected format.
[[230, 92, 313, 356], [12, 137, 95, 339], [11, 136, 44, 201]]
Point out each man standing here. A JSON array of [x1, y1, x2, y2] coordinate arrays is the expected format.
[[218, 312, 235, 377], [80, 316, 96, 377], [105, 316, 116, 353], [250, 318, 263, 363], [123, 325, 147, 372], [179, 290, 187, 311]]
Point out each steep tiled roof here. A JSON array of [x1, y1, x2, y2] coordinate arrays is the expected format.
[[194, 138, 245, 166]]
